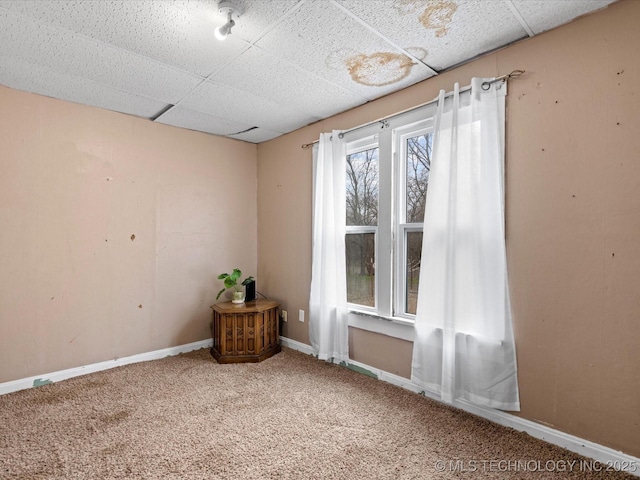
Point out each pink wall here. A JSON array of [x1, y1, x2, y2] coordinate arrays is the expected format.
[[0, 86, 257, 382], [257, 0, 640, 458]]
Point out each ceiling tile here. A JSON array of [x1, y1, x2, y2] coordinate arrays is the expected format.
[[211, 45, 368, 119], [155, 105, 256, 138], [0, 0, 304, 77], [0, 54, 169, 119], [255, 0, 436, 100], [0, 0, 250, 77], [511, 0, 617, 35], [178, 80, 319, 133], [229, 127, 285, 144], [0, 9, 203, 104], [337, 0, 528, 72], [222, 0, 302, 43]]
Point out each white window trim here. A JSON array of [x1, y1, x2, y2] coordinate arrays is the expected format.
[[347, 310, 415, 342], [393, 120, 433, 320], [343, 104, 440, 333]]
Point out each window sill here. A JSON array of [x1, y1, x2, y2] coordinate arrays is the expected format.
[[347, 309, 415, 342]]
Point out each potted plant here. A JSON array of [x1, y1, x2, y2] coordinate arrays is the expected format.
[[216, 268, 254, 304]]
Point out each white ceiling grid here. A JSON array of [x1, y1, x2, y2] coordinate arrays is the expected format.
[[0, 0, 617, 143]]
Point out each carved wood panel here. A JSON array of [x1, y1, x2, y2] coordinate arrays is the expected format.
[[210, 300, 280, 364]]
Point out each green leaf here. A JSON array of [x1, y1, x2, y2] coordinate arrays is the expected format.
[[217, 273, 228, 280], [241, 276, 254, 286], [224, 277, 236, 289], [215, 287, 227, 300], [230, 268, 242, 282]]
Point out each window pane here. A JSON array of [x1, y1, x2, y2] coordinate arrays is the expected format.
[[405, 231, 422, 315], [345, 233, 375, 307], [346, 147, 379, 226], [406, 134, 432, 223]]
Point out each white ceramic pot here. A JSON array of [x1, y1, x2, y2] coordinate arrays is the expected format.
[[231, 291, 245, 304]]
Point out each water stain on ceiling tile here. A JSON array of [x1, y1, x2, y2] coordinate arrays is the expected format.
[[405, 47, 428, 61], [327, 49, 416, 87], [393, 0, 458, 37], [420, 0, 458, 37], [347, 52, 416, 86]]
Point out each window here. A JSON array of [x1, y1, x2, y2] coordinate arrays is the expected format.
[[396, 126, 433, 316], [344, 110, 434, 321], [345, 138, 378, 308]]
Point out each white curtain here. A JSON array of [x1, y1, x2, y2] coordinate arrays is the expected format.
[[309, 132, 349, 363], [411, 78, 520, 411]]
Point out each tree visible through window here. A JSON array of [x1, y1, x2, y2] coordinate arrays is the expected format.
[[403, 133, 432, 314], [406, 135, 432, 223], [345, 146, 378, 308], [346, 147, 378, 226], [344, 118, 433, 319]]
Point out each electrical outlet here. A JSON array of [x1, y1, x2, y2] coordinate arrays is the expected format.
[[281, 310, 288, 322], [299, 309, 305, 322]]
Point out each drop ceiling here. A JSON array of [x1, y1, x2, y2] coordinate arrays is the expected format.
[[0, 0, 617, 143]]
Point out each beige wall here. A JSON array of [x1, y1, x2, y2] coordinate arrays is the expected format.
[[0, 0, 637, 460], [257, 0, 640, 458], [0, 86, 257, 383]]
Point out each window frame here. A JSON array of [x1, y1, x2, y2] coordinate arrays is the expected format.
[[343, 107, 436, 324], [345, 135, 380, 313], [394, 120, 434, 319]]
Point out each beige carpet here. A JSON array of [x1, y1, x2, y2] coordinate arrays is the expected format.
[[0, 348, 634, 479]]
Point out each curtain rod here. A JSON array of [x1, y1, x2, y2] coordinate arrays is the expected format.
[[300, 69, 524, 149]]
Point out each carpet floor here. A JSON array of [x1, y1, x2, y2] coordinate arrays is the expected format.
[[0, 347, 634, 479]]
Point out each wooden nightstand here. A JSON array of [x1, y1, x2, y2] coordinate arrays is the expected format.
[[210, 299, 280, 363]]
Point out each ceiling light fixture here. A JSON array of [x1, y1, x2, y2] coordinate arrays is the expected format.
[[214, 1, 241, 41]]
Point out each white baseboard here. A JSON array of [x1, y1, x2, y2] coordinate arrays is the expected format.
[[280, 336, 640, 477], [0, 339, 213, 396], [280, 336, 315, 355]]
